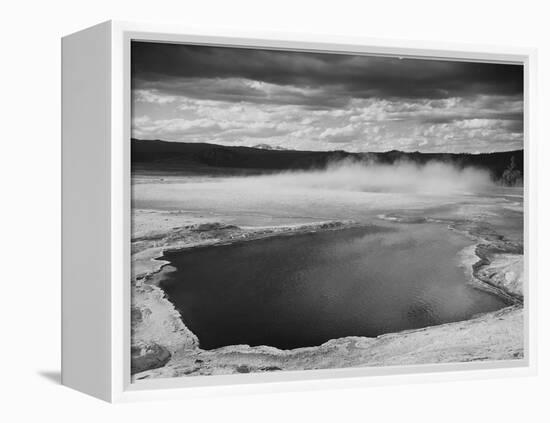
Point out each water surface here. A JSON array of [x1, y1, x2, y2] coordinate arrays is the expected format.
[[157, 224, 506, 350]]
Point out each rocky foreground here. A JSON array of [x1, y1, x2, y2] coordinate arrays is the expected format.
[[131, 209, 524, 381]]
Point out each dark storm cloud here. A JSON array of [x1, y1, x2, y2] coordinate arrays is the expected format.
[[132, 41, 523, 101], [134, 77, 351, 108]]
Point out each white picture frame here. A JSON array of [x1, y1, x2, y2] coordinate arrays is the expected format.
[[61, 20, 537, 403]]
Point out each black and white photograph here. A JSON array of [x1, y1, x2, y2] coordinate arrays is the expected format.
[[6, 0, 550, 417], [130, 41, 524, 380]]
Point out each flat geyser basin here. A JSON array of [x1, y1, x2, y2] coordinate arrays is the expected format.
[[157, 225, 506, 350]]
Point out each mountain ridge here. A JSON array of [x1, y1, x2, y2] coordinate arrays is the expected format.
[[131, 138, 524, 183]]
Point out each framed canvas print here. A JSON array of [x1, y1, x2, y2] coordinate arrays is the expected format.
[[61, 21, 537, 402]]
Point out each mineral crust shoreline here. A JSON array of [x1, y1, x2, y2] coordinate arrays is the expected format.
[[131, 209, 524, 381]]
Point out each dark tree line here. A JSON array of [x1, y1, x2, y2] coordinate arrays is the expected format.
[[501, 156, 523, 186]]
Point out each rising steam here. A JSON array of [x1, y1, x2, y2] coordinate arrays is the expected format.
[[247, 159, 494, 195]]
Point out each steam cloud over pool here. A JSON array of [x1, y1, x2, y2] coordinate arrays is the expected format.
[[132, 160, 499, 227], [243, 160, 494, 194]]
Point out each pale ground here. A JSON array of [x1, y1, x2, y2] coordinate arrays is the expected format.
[[130, 209, 524, 380]]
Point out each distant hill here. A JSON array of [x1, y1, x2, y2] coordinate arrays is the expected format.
[[131, 139, 523, 183]]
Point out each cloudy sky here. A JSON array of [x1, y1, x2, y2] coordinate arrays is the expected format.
[[131, 41, 523, 153]]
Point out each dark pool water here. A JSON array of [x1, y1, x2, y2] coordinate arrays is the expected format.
[[157, 225, 507, 350]]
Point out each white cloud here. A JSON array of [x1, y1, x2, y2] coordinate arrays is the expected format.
[[132, 83, 523, 153], [133, 89, 178, 104]]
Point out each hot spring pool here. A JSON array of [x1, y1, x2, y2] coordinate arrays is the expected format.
[[156, 224, 507, 350]]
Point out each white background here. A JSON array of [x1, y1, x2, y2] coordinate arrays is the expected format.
[[1, 0, 548, 421]]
